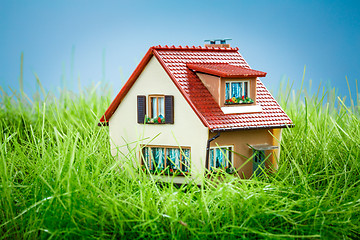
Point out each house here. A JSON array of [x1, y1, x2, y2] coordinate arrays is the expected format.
[[99, 41, 293, 184]]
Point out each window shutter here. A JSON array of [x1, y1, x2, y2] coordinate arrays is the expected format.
[[137, 95, 146, 124], [165, 95, 174, 124]]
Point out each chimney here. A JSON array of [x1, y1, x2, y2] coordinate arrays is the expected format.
[[204, 38, 231, 48]]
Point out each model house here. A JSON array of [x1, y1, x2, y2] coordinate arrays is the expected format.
[[99, 41, 293, 184]]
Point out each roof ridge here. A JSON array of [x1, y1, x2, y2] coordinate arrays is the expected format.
[[151, 45, 239, 51]]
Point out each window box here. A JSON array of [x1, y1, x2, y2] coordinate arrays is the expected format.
[[225, 81, 254, 105], [145, 115, 165, 124], [225, 96, 254, 105]]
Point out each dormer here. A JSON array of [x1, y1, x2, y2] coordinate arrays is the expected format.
[[186, 63, 266, 113]]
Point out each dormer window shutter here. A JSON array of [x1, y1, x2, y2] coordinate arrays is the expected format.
[[137, 95, 146, 124], [164, 95, 174, 124]]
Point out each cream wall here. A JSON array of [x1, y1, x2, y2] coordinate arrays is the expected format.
[[109, 56, 209, 184], [209, 128, 282, 178]]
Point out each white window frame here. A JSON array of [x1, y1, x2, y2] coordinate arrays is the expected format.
[[225, 80, 250, 100], [209, 145, 233, 170]]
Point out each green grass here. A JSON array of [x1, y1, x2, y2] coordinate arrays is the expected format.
[[1, 79, 360, 239]]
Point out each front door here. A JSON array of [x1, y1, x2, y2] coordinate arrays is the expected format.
[[253, 150, 265, 177]]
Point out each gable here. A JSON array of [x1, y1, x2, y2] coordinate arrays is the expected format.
[[109, 55, 207, 143], [122, 56, 191, 104]]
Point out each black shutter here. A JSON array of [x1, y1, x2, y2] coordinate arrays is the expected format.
[[137, 95, 146, 124], [165, 95, 174, 124]]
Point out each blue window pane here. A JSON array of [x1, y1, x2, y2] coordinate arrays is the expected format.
[[231, 82, 240, 98], [151, 147, 165, 170], [151, 97, 157, 118], [244, 82, 248, 98], [182, 149, 190, 172], [221, 148, 228, 167], [225, 83, 230, 100], [167, 148, 180, 169], [210, 149, 214, 170], [215, 148, 225, 168], [158, 97, 164, 117], [143, 147, 151, 170]]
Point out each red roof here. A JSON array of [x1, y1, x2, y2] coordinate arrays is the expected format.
[[100, 45, 293, 130], [186, 63, 267, 78]]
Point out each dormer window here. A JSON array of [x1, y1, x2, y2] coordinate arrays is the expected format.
[[225, 81, 254, 105]]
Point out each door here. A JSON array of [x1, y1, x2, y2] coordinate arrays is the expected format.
[[253, 150, 265, 177]]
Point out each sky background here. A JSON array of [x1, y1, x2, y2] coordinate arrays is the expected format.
[[1, 0, 359, 102]]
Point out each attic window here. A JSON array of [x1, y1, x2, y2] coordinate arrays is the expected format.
[[225, 81, 254, 104]]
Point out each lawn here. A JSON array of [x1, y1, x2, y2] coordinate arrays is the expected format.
[[1, 80, 359, 239]]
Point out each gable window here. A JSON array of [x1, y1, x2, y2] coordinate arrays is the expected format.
[[209, 146, 233, 170], [137, 95, 174, 124], [150, 95, 165, 119], [141, 145, 190, 175], [225, 81, 253, 104]]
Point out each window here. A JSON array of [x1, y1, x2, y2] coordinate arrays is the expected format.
[[150, 96, 164, 119], [137, 95, 174, 124], [225, 81, 253, 104], [209, 146, 233, 170], [141, 146, 190, 175]]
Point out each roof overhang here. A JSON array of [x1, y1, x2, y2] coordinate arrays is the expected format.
[[99, 46, 213, 128], [249, 143, 278, 151], [99, 47, 155, 124], [187, 63, 266, 78], [210, 124, 295, 132]]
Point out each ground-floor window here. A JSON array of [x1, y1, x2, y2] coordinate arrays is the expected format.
[[209, 146, 233, 170], [141, 145, 190, 175]]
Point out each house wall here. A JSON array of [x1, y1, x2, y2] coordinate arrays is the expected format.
[[109, 56, 209, 184], [270, 128, 282, 170], [209, 128, 282, 178], [196, 73, 221, 104]]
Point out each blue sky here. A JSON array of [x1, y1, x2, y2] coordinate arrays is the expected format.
[[1, 0, 359, 101]]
